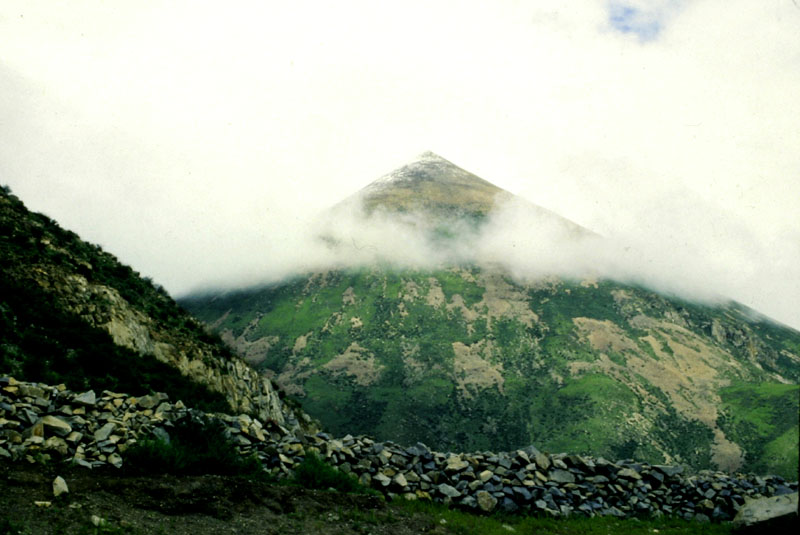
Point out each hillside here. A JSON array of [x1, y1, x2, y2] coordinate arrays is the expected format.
[[182, 154, 800, 479], [0, 185, 311, 431], [0, 178, 796, 532]]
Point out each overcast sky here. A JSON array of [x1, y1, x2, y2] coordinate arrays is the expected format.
[[1, 1, 799, 330]]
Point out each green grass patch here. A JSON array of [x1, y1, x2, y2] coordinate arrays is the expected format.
[[301, 375, 356, 431], [717, 382, 799, 478], [397, 499, 732, 534], [436, 270, 484, 308], [761, 425, 800, 477], [0, 517, 29, 535], [528, 375, 642, 457]]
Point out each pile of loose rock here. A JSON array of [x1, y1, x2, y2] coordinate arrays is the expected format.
[[1, 378, 796, 522], [0, 377, 300, 469], [274, 435, 796, 522]]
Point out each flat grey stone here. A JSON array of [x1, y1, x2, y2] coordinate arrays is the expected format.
[[437, 483, 461, 498], [549, 469, 576, 484], [733, 492, 798, 530], [72, 391, 96, 406]]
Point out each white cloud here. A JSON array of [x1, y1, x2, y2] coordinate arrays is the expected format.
[[0, 0, 798, 329]]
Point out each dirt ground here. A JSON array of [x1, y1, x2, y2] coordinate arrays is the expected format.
[[0, 464, 447, 535]]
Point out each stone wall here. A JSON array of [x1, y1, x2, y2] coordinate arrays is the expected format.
[[1, 377, 796, 522]]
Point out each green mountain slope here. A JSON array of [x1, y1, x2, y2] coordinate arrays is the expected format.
[[182, 154, 800, 478], [183, 269, 800, 477], [0, 186, 310, 431]]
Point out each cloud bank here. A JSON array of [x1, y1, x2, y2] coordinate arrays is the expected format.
[[188, 193, 798, 330], [0, 1, 798, 329]]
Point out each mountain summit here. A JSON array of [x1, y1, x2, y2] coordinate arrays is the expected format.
[[357, 152, 506, 216], [334, 152, 593, 240]]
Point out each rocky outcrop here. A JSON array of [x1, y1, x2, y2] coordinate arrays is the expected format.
[[2, 377, 796, 522], [1, 187, 315, 434], [28, 269, 309, 432]]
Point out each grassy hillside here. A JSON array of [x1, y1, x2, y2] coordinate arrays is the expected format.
[[717, 382, 799, 477], [183, 267, 800, 478]]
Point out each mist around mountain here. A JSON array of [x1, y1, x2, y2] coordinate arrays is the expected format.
[[183, 153, 800, 478], [188, 152, 794, 323]]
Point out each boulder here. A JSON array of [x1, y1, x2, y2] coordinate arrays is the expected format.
[[72, 390, 97, 406], [52, 476, 69, 497], [732, 492, 798, 533], [41, 415, 72, 436], [445, 456, 469, 472], [437, 483, 461, 498], [476, 490, 498, 512], [532, 451, 551, 471], [94, 423, 116, 442], [617, 467, 642, 480]]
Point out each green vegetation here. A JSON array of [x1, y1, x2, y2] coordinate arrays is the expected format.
[[398, 499, 732, 535], [0, 518, 27, 535], [533, 280, 624, 323], [291, 451, 373, 494], [437, 269, 484, 307], [717, 382, 799, 478], [527, 374, 656, 460], [182, 263, 800, 475], [124, 418, 263, 476]]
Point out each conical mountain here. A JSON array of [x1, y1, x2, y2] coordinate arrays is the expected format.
[[357, 151, 507, 216], [335, 151, 593, 237], [182, 156, 800, 478]]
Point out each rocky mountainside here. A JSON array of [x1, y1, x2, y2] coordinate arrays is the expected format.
[[182, 154, 800, 479], [0, 186, 313, 432]]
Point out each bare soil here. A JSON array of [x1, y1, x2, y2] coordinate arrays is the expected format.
[[0, 464, 445, 534]]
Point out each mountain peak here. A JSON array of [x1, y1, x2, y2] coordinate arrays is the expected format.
[[415, 150, 450, 162], [328, 152, 595, 240], [356, 152, 506, 216]]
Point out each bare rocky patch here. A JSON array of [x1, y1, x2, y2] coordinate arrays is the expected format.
[[323, 343, 383, 386], [476, 272, 539, 328], [342, 286, 356, 306], [571, 316, 745, 471], [451, 341, 505, 399], [276, 357, 315, 396]]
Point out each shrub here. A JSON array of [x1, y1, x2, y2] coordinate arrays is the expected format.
[[123, 418, 262, 477], [291, 451, 367, 493]]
